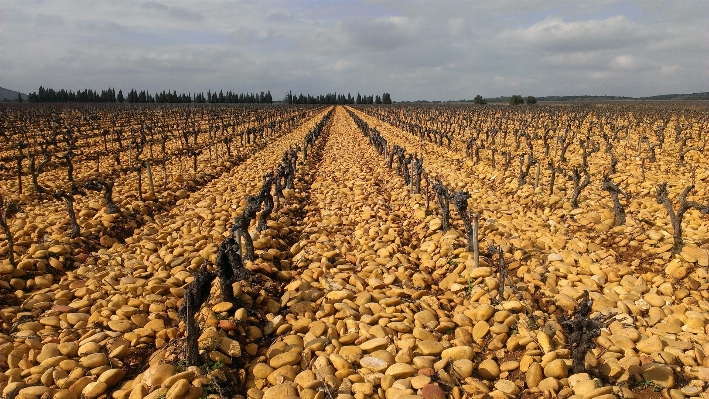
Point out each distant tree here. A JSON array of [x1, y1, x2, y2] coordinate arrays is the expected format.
[[17, 93, 22, 103], [356, 93, 362, 104], [375, 95, 382, 104], [526, 96, 537, 105], [117, 90, 124, 103], [382, 93, 392, 104], [127, 89, 138, 103], [509, 95, 524, 105], [473, 95, 486, 104]]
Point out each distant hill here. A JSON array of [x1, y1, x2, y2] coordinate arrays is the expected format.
[[639, 92, 709, 101], [483, 92, 709, 103], [0, 87, 28, 102]]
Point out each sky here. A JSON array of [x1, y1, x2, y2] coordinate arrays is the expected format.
[[0, 0, 707, 101]]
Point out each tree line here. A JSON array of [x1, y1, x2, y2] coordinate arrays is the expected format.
[[285, 91, 392, 105], [27, 87, 120, 103], [469, 94, 537, 105], [26, 86, 274, 104]]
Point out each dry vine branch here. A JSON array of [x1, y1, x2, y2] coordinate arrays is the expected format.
[[84, 180, 120, 214], [569, 167, 591, 209], [53, 185, 87, 239], [601, 175, 630, 226], [0, 196, 20, 267], [655, 182, 709, 253], [560, 291, 618, 374]]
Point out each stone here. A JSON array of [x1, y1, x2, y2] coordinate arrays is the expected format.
[[166, 379, 190, 399], [295, 370, 319, 389], [2, 381, 27, 398], [418, 341, 444, 356], [415, 310, 438, 325], [98, 369, 126, 387], [143, 364, 175, 387], [543, 359, 568, 379], [253, 363, 275, 379], [385, 363, 417, 378], [429, 218, 442, 232], [538, 377, 560, 392], [494, 379, 520, 396], [270, 351, 301, 369], [582, 387, 615, 398], [266, 366, 297, 386], [360, 356, 389, 373], [219, 337, 241, 357], [351, 382, 374, 395], [572, 380, 598, 396], [360, 338, 389, 352], [161, 371, 196, 388], [472, 321, 490, 341], [80, 353, 109, 369], [420, 384, 446, 399], [218, 320, 238, 331], [473, 304, 495, 321], [665, 259, 688, 279], [82, 381, 108, 399], [386, 387, 415, 399], [411, 375, 431, 389], [680, 385, 703, 396], [641, 363, 675, 389], [213, 302, 234, 313], [636, 336, 664, 354], [441, 346, 474, 361], [556, 294, 578, 312], [18, 387, 53, 398], [66, 313, 90, 325], [107, 320, 135, 332], [477, 359, 500, 380], [452, 359, 474, 378], [330, 353, 354, 371], [500, 361, 519, 371], [327, 290, 354, 301], [262, 383, 298, 399], [568, 373, 591, 387], [526, 362, 543, 388], [644, 293, 666, 307]]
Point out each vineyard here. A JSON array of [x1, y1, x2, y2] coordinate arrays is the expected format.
[[1, 103, 708, 399]]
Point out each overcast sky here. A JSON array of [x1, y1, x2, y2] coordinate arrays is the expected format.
[[1, 0, 707, 100]]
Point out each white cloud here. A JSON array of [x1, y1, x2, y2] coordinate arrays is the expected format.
[[497, 15, 653, 52], [609, 54, 641, 70], [660, 64, 679, 76], [0, 0, 707, 99]]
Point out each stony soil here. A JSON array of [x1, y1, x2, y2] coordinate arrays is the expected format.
[[1, 105, 708, 399]]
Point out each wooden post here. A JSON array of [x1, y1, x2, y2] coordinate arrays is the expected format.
[[185, 294, 200, 366], [424, 173, 430, 212], [498, 246, 506, 302], [146, 162, 156, 198], [534, 163, 541, 189], [471, 213, 480, 269], [16, 158, 23, 195]]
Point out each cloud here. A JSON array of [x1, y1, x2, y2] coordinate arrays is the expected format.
[[609, 54, 642, 70], [141, 1, 204, 22], [35, 13, 66, 28], [342, 16, 422, 52], [497, 15, 653, 52], [0, 1, 707, 99]]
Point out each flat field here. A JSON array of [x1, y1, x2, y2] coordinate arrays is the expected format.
[[1, 103, 708, 399]]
